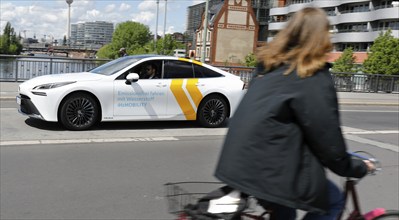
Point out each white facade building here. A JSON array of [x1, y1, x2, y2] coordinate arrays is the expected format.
[[268, 0, 399, 60], [71, 21, 114, 49]]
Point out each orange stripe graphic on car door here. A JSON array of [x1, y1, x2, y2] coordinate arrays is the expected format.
[[186, 79, 203, 108], [170, 79, 196, 120]]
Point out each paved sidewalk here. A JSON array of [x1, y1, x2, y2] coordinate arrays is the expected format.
[[1, 81, 398, 105]]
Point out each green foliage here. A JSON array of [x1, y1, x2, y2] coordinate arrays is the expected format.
[[362, 29, 399, 75], [112, 21, 151, 55], [96, 21, 151, 59], [243, 53, 257, 67], [154, 34, 185, 55], [0, 22, 23, 55], [97, 21, 186, 59], [96, 44, 115, 59], [331, 47, 356, 73]]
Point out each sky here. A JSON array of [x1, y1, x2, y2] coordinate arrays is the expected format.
[[0, 0, 206, 41]]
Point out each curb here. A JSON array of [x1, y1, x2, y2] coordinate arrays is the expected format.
[[338, 102, 399, 106], [1, 97, 16, 101]]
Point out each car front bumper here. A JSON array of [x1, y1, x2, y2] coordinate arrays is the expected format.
[[16, 94, 44, 120]]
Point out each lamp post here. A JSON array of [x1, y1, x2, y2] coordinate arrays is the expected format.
[[163, 0, 167, 55], [66, 0, 73, 46], [154, 0, 159, 51]]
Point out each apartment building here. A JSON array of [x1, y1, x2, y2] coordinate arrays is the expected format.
[[71, 21, 114, 49], [268, 0, 399, 62]]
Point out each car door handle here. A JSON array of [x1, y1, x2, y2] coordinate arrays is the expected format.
[[156, 83, 167, 87], [196, 83, 205, 87]]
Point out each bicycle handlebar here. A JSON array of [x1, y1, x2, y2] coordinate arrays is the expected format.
[[348, 151, 382, 175]]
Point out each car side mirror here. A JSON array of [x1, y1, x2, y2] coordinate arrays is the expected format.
[[125, 73, 139, 85]]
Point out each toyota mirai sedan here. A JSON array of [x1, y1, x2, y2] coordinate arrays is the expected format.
[[17, 55, 246, 130]]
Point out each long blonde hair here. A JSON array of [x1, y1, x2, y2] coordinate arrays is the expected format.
[[257, 7, 333, 78]]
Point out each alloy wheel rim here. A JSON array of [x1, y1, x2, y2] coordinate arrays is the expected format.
[[65, 98, 95, 127], [202, 99, 225, 125]]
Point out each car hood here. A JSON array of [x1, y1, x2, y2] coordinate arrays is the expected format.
[[21, 72, 104, 87]]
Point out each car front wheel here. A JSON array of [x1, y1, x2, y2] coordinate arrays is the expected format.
[[59, 93, 99, 130], [197, 95, 228, 128]]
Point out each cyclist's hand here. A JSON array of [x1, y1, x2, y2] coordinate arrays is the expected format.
[[363, 160, 376, 174]]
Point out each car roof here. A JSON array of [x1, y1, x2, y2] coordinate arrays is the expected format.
[[123, 54, 233, 76], [125, 54, 170, 59]]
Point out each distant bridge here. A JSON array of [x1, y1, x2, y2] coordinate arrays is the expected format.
[[22, 46, 98, 58]]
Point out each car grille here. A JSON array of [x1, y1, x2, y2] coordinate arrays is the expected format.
[[19, 94, 41, 115]]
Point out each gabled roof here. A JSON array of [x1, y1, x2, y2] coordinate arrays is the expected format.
[[209, 2, 224, 27]]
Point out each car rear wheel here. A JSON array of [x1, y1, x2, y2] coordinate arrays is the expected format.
[[59, 93, 99, 130], [197, 95, 228, 128]]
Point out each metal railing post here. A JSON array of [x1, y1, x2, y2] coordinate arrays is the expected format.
[[374, 74, 380, 93], [49, 57, 53, 74], [390, 77, 394, 92], [15, 58, 19, 82]]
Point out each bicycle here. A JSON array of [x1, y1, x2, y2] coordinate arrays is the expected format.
[[164, 152, 399, 220]]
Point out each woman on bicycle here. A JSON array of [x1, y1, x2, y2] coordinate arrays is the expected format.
[[214, 7, 375, 220]]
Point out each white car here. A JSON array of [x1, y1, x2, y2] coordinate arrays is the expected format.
[[17, 55, 246, 130]]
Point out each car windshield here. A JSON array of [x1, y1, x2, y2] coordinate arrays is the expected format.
[[89, 56, 141, 75]]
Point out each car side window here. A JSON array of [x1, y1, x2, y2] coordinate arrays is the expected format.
[[138, 61, 162, 79], [115, 65, 141, 80], [163, 60, 194, 79], [193, 64, 223, 78], [115, 61, 162, 80]]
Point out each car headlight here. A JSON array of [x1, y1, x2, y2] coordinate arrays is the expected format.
[[33, 81, 76, 90]]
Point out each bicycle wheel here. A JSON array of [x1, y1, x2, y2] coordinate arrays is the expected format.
[[373, 210, 399, 220]]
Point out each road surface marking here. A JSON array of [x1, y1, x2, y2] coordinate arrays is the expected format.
[[340, 110, 398, 113], [344, 134, 398, 153], [0, 137, 179, 146]]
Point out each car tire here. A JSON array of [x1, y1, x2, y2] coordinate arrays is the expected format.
[[59, 93, 99, 131], [197, 95, 228, 128]]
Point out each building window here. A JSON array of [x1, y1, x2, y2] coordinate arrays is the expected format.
[[287, 0, 312, 5], [375, 1, 393, 10], [270, 15, 287, 22], [340, 3, 370, 14], [337, 42, 372, 52], [267, 30, 278, 38], [324, 7, 336, 16], [337, 23, 368, 33], [377, 20, 399, 30]]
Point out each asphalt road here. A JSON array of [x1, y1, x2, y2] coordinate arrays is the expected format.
[[0, 101, 398, 219]]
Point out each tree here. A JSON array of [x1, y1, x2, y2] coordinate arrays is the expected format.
[[243, 53, 257, 67], [154, 34, 185, 55], [112, 21, 151, 56], [96, 44, 114, 59], [0, 22, 23, 55], [331, 47, 356, 73], [97, 21, 185, 59], [97, 21, 152, 59], [362, 29, 399, 75], [63, 35, 67, 46]]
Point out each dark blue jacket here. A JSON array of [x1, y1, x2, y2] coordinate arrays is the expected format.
[[214, 64, 367, 214]]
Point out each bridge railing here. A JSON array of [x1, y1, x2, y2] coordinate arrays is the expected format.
[[330, 72, 399, 93], [1, 55, 398, 93], [215, 66, 399, 93], [0, 55, 109, 81]]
